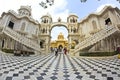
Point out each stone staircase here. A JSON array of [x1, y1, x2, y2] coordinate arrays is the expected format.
[[1, 26, 40, 52], [73, 25, 119, 55]]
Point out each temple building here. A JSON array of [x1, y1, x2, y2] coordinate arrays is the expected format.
[[50, 32, 68, 49], [0, 5, 120, 55]]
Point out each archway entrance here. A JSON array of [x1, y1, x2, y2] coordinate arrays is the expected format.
[[58, 45, 63, 52], [50, 26, 68, 52], [39, 14, 79, 54]]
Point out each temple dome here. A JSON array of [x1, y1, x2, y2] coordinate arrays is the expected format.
[[57, 32, 64, 40]]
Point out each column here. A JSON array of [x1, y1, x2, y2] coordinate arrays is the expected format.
[[100, 39, 104, 51], [0, 39, 2, 49], [11, 39, 14, 49], [105, 38, 108, 52], [4, 38, 7, 49], [109, 37, 112, 52]]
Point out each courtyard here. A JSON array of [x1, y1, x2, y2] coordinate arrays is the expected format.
[[0, 51, 120, 80]]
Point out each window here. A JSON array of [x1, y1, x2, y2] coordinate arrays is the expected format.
[[105, 18, 111, 25], [8, 21, 14, 29], [40, 40, 45, 48]]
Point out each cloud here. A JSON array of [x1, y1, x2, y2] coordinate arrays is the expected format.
[[33, 0, 69, 22], [96, 4, 116, 12], [0, 0, 69, 22]]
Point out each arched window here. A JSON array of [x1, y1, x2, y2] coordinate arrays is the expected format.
[[92, 20, 97, 30], [40, 40, 45, 48], [73, 18, 75, 23], [21, 22, 26, 31], [105, 18, 112, 25]]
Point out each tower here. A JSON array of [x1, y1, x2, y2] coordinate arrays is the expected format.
[[18, 6, 32, 16], [67, 14, 79, 49], [39, 13, 52, 54]]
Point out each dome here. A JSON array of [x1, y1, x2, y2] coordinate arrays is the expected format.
[[20, 6, 31, 12], [57, 32, 64, 40], [68, 13, 78, 18], [18, 5, 32, 16], [41, 13, 52, 19]]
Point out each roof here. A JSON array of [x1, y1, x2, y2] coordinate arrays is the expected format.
[[79, 6, 116, 23], [1, 10, 39, 24]]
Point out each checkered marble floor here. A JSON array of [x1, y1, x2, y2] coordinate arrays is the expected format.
[[0, 52, 120, 80]]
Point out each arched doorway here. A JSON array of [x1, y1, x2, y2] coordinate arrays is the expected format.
[[40, 14, 79, 54], [50, 26, 68, 51], [58, 44, 63, 52]]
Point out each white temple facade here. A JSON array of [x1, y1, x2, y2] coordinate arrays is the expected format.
[[0, 5, 120, 55]]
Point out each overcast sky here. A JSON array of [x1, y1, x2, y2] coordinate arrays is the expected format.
[[0, 0, 120, 40]]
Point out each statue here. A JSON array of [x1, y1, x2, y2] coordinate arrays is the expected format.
[[58, 17, 61, 22]]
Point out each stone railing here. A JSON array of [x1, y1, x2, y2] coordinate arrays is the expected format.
[[73, 26, 119, 54], [2, 26, 40, 52]]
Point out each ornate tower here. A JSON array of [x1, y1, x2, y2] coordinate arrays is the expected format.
[[67, 14, 79, 49], [39, 13, 52, 54], [18, 6, 32, 16]]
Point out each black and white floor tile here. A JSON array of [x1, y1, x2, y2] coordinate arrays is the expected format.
[[0, 52, 120, 80]]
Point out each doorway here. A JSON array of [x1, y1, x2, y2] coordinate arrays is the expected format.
[[58, 44, 63, 52]]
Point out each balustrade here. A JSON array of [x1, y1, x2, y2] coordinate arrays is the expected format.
[[73, 26, 118, 54], [2, 26, 40, 52]]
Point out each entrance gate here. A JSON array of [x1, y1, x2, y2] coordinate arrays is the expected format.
[[39, 13, 80, 54]]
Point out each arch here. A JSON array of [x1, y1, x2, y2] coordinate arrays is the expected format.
[[50, 22, 68, 31], [40, 40, 45, 48], [40, 19, 79, 53], [58, 45, 63, 49], [50, 22, 69, 51], [58, 44, 63, 52]]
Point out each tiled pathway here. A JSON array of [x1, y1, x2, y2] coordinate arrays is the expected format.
[[0, 52, 120, 80]]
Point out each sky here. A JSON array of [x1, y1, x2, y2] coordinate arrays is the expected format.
[[0, 0, 120, 41]]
